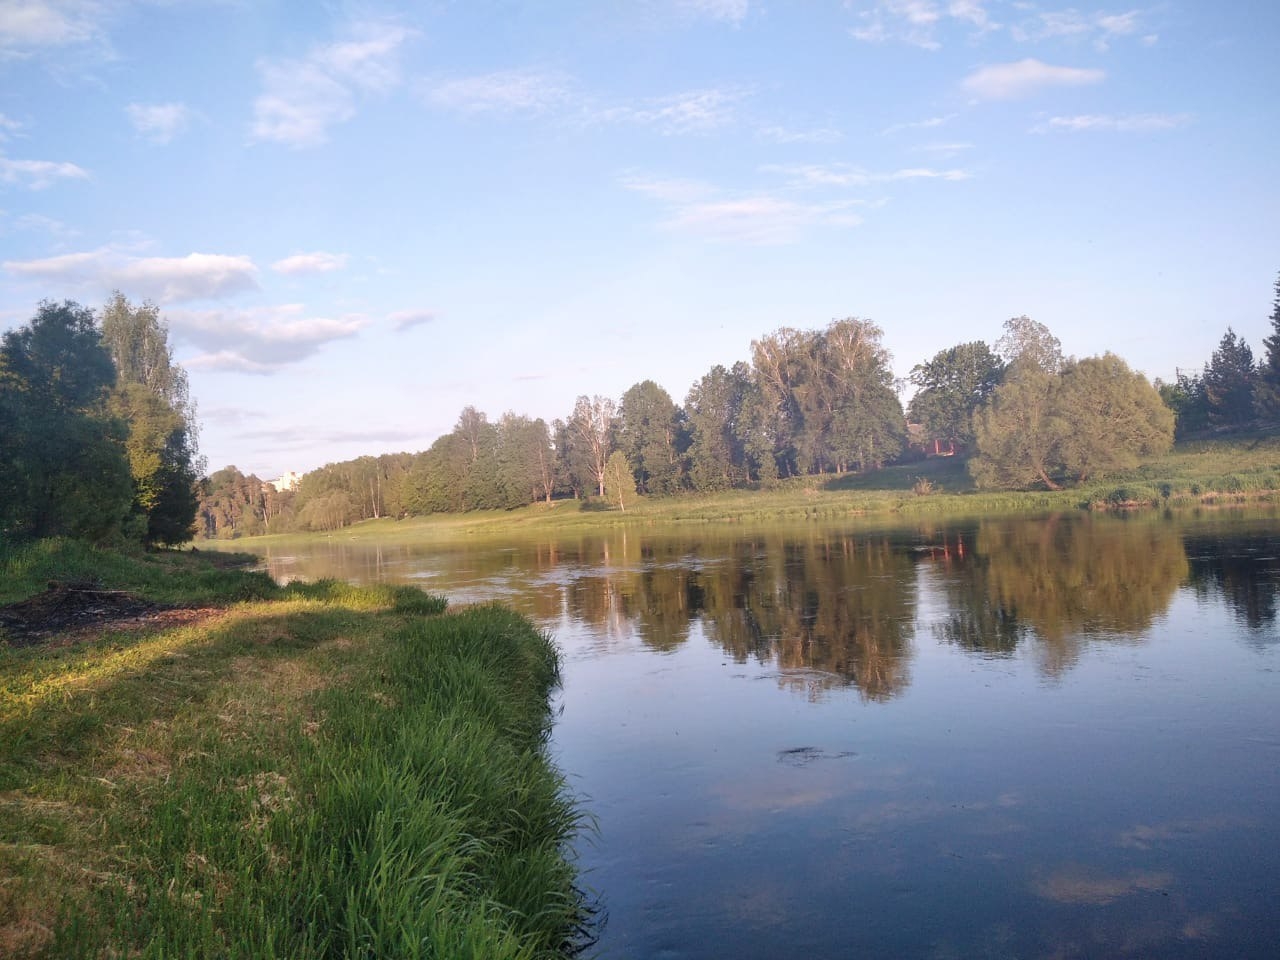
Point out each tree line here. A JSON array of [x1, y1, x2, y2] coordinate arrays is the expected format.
[[6, 275, 1275, 545], [198, 275, 1280, 538], [1, 296, 201, 546]]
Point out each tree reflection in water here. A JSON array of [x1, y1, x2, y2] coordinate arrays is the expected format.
[[934, 514, 1189, 676]]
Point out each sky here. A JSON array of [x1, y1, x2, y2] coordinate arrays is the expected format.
[[1, 0, 1278, 480]]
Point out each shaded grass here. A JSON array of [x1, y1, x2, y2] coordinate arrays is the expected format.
[[0, 547, 586, 958]]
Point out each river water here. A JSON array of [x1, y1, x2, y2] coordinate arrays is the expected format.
[[243, 509, 1280, 959]]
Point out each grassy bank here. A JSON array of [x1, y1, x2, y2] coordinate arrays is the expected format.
[[216, 435, 1280, 549], [1, 540, 589, 958]]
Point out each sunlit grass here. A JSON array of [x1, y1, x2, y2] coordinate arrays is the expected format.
[[0, 547, 587, 959]]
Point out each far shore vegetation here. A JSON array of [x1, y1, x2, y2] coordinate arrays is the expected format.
[[202, 433, 1280, 549], [195, 281, 1280, 541]]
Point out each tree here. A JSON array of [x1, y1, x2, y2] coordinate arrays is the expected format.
[[749, 319, 904, 477], [618, 380, 685, 495], [1255, 273, 1280, 420], [684, 363, 750, 491], [996, 315, 1064, 375], [970, 366, 1064, 490], [101, 293, 201, 544], [565, 395, 615, 496], [971, 353, 1174, 490], [908, 341, 1004, 446], [1202, 328, 1255, 429], [603, 450, 636, 511], [0, 301, 132, 541], [497, 413, 555, 506], [1054, 354, 1174, 481]]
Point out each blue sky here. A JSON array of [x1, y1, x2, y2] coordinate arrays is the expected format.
[[2, 1, 1277, 479]]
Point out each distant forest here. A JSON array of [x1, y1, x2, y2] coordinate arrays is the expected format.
[[197, 276, 1280, 539]]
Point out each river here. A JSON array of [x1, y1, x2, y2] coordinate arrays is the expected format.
[[239, 508, 1280, 959]]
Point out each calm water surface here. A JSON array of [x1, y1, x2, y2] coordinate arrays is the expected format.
[[250, 510, 1280, 959]]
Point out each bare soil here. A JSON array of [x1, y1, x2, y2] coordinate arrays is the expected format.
[[0, 582, 216, 648]]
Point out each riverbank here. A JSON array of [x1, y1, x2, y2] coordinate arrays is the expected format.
[[213, 435, 1280, 549], [0, 540, 589, 959]]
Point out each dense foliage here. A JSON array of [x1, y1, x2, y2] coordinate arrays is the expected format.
[[1, 298, 200, 545]]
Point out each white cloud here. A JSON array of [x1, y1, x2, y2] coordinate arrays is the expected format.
[[4, 248, 258, 301], [963, 59, 1104, 100], [427, 68, 571, 114], [126, 102, 188, 144], [1033, 112, 1192, 133], [882, 113, 956, 135], [0, 152, 88, 188], [618, 174, 714, 204], [615, 87, 745, 134], [0, 0, 103, 57], [389, 309, 435, 331], [252, 21, 414, 147], [756, 124, 842, 144], [664, 196, 862, 244], [116, 253, 258, 301], [850, 0, 995, 50], [622, 176, 861, 244], [170, 303, 368, 372], [768, 163, 971, 188], [271, 251, 348, 275], [0, 114, 21, 140], [1011, 7, 1146, 51], [676, 0, 749, 24]]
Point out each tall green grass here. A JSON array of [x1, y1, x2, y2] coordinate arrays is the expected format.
[[1, 549, 587, 958]]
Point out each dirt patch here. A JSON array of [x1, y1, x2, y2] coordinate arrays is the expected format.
[[0, 582, 217, 648]]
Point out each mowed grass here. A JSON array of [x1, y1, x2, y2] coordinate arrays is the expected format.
[[0, 542, 589, 959], [216, 434, 1280, 551]]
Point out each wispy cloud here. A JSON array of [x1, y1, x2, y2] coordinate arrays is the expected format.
[[4, 248, 258, 301], [850, 0, 996, 50], [607, 87, 746, 134], [963, 59, 1104, 100], [882, 113, 956, 136], [271, 251, 348, 275], [1011, 7, 1147, 51], [0, 0, 105, 58], [425, 66, 747, 137], [675, 0, 750, 24], [1032, 112, 1192, 133], [622, 175, 862, 244], [426, 68, 571, 114], [666, 196, 863, 244], [389, 309, 435, 331], [767, 163, 971, 188], [0, 151, 89, 188], [170, 303, 368, 372], [912, 141, 974, 155], [126, 102, 189, 144], [756, 124, 842, 144], [252, 20, 415, 147], [0, 113, 21, 140]]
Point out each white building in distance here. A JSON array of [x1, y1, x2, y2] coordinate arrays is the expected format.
[[267, 470, 301, 492]]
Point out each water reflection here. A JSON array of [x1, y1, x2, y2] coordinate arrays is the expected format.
[[254, 511, 1280, 696], [934, 514, 1189, 676], [1183, 513, 1280, 641], [239, 511, 1280, 959]]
